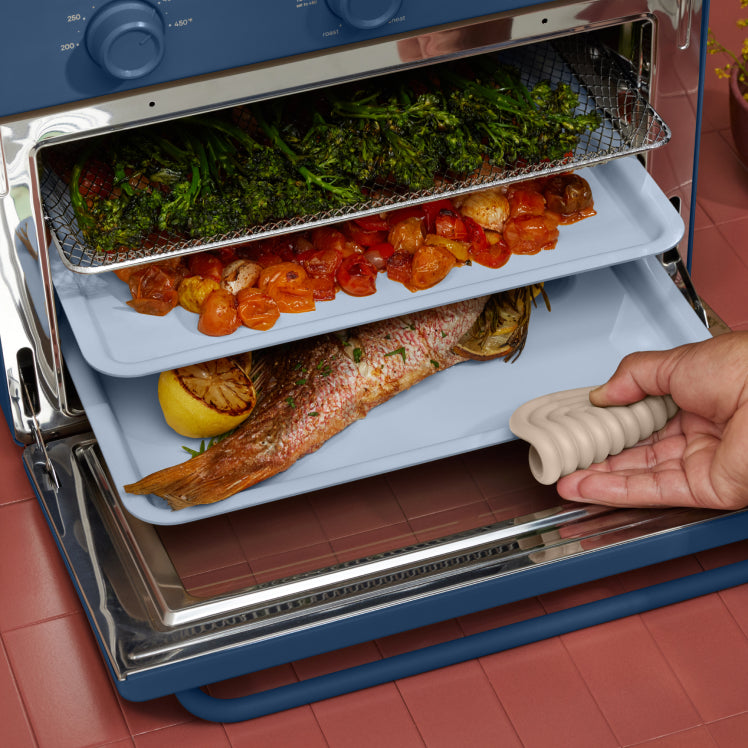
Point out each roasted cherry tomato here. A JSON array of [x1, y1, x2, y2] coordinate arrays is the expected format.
[[297, 248, 343, 279], [507, 188, 546, 218], [353, 214, 390, 232], [258, 262, 307, 292], [463, 215, 488, 251], [266, 236, 299, 262], [503, 214, 560, 255], [542, 174, 594, 221], [408, 244, 456, 290], [345, 221, 389, 247], [212, 246, 238, 265], [311, 226, 348, 255], [434, 211, 468, 241], [337, 254, 378, 296], [258, 262, 315, 313], [468, 236, 512, 269], [388, 216, 425, 253], [387, 205, 425, 225], [236, 287, 280, 331], [197, 288, 241, 336], [187, 252, 224, 282], [126, 264, 180, 316], [421, 199, 458, 232], [113, 266, 139, 283], [386, 250, 413, 286], [363, 241, 395, 271], [307, 276, 337, 301]]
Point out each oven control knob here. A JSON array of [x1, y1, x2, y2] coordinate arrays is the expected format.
[[326, 0, 402, 30], [86, 0, 165, 80]]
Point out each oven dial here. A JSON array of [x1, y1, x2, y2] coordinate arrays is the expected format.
[[86, 0, 165, 80], [326, 0, 403, 30]]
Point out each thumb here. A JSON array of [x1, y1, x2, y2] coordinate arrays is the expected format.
[[588, 346, 690, 407]]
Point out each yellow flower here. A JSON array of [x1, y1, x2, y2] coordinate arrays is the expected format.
[[708, 5, 748, 84]]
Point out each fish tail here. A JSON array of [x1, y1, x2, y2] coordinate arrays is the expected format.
[[124, 449, 276, 510]]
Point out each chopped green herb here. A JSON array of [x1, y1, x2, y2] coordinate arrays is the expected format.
[[385, 346, 407, 362], [441, 331, 447, 338], [308, 411, 320, 417], [353, 347, 363, 363], [181, 429, 235, 458], [431, 359, 440, 368], [296, 377, 308, 385], [286, 396, 296, 408]]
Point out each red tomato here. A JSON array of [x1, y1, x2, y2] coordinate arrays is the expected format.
[[197, 288, 241, 336], [236, 287, 280, 331], [408, 244, 456, 290], [257, 262, 307, 292], [387, 199, 455, 233], [387, 205, 425, 225], [363, 242, 395, 271], [353, 214, 390, 232], [187, 252, 224, 282], [126, 264, 180, 316], [463, 216, 488, 253], [503, 214, 560, 255], [308, 276, 337, 301], [421, 199, 457, 232], [297, 247, 343, 279], [258, 262, 315, 313], [212, 247, 238, 264], [311, 226, 348, 254], [508, 188, 546, 218], [236, 241, 283, 268], [386, 251, 413, 286], [469, 237, 512, 269], [113, 266, 138, 283], [272, 236, 299, 261], [434, 211, 468, 241], [345, 221, 388, 247], [337, 254, 378, 296]]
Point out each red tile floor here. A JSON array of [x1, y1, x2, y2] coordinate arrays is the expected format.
[[5, 7, 748, 748]]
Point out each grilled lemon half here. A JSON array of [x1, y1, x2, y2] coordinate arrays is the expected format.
[[158, 354, 256, 439]]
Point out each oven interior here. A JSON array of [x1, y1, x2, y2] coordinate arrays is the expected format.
[[4, 2, 746, 718]]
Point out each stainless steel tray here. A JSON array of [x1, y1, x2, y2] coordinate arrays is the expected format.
[[41, 36, 670, 274]]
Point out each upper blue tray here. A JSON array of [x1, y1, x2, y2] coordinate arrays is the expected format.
[[53, 157, 684, 378]]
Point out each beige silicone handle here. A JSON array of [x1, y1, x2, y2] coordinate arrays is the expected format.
[[509, 386, 679, 485]]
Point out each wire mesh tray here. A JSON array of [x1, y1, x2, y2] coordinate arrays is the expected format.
[[41, 35, 670, 274]]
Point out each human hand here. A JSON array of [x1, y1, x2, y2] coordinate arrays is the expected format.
[[556, 331, 748, 510]]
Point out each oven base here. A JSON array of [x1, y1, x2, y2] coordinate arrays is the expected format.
[[22, 425, 748, 713]]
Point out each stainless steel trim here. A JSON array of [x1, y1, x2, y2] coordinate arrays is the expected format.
[[677, 0, 694, 51]]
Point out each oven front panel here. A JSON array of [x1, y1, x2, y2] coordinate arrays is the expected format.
[[4, 0, 607, 118]]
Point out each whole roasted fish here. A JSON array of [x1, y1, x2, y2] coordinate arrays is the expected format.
[[125, 296, 489, 509]]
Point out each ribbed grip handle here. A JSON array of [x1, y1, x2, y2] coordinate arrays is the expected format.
[[509, 386, 679, 485]]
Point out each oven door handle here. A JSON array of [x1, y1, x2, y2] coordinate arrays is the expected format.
[[175, 556, 748, 723]]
